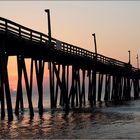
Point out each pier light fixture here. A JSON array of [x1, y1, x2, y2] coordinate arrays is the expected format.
[[92, 33, 97, 55], [45, 9, 51, 44], [136, 54, 139, 69], [128, 50, 131, 64]]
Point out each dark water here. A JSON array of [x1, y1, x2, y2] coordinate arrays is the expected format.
[[1, 100, 140, 139]]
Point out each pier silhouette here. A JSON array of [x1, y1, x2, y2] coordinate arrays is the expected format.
[[0, 11, 140, 121]]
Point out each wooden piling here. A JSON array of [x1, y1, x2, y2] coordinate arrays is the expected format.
[[104, 74, 111, 101], [15, 55, 24, 116], [118, 77, 123, 101], [22, 58, 34, 117], [123, 77, 127, 100], [69, 66, 75, 108], [66, 65, 69, 98], [0, 52, 5, 119], [53, 64, 69, 111], [62, 64, 69, 111], [98, 73, 103, 102], [92, 70, 97, 105], [49, 62, 55, 108], [77, 69, 82, 107], [0, 39, 13, 121], [133, 78, 139, 99], [126, 78, 131, 100], [4, 55, 13, 121], [75, 69, 79, 107], [54, 64, 60, 107], [35, 60, 44, 115], [88, 70, 92, 106], [82, 70, 86, 106]]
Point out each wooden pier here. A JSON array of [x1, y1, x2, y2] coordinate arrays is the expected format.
[[0, 16, 140, 121]]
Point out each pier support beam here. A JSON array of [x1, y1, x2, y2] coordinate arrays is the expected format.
[[88, 70, 92, 106], [98, 73, 103, 102], [54, 64, 60, 108], [0, 39, 13, 121], [15, 55, 24, 116], [126, 78, 131, 100], [22, 58, 34, 117], [92, 70, 97, 105], [69, 66, 76, 108], [104, 74, 111, 102], [35, 60, 44, 116], [15, 56, 34, 117], [82, 70, 86, 106], [133, 78, 139, 99], [61, 64, 69, 111], [68, 66, 83, 108], [88, 69, 97, 106], [123, 77, 127, 100], [53, 63, 69, 111], [49, 62, 55, 108], [0, 53, 5, 119]]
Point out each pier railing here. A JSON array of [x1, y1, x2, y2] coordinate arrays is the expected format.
[[0, 17, 134, 70]]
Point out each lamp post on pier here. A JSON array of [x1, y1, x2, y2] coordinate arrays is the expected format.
[[45, 9, 52, 70], [92, 33, 97, 56], [45, 9, 52, 45], [128, 50, 131, 64], [136, 54, 139, 69]]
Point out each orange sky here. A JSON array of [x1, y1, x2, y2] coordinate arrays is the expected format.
[[1, 1, 140, 91], [8, 57, 50, 92], [1, 1, 140, 66]]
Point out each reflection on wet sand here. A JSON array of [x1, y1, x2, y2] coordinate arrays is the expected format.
[[0, 100, 139, 139]]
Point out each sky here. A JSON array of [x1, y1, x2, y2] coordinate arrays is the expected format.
[[0, 1, 140, 90]]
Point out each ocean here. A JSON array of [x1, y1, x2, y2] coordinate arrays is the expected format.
[[1, 96, 140, 139]]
